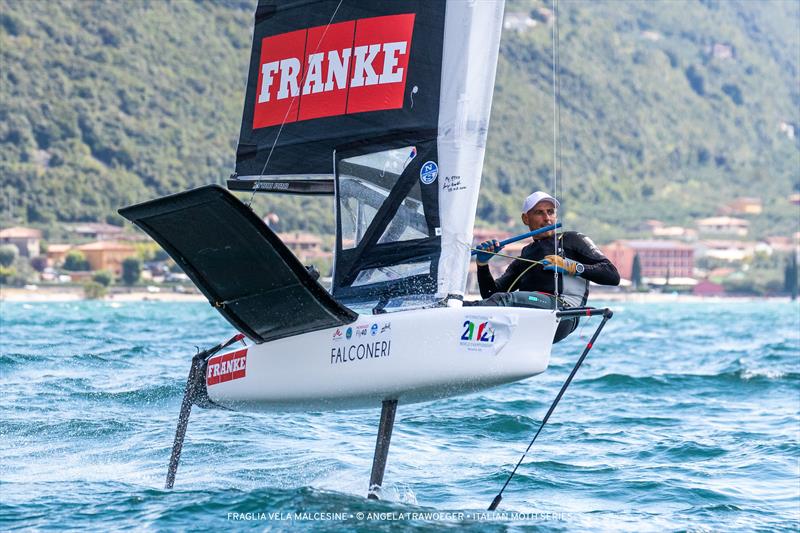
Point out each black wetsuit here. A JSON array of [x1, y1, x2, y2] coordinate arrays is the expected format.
[[473, 231, 620, 342]]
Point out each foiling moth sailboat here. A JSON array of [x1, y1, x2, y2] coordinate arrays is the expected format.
[[119, 0, 612, 502]]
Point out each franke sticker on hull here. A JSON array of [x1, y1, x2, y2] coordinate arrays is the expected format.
[[206, 348, 247, 386], [331, 321, 392, 364], [254, 14, 415, 128]]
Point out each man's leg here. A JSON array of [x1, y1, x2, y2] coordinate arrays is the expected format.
[[553, 317, 579, 343], [466, 291, 579, 343], [467, 291, 556, 309]]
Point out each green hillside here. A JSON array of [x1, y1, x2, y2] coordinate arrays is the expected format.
[[1, 0, 798, 243]]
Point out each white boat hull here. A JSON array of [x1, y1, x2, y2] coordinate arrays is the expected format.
[[205, 306, 559, 412]]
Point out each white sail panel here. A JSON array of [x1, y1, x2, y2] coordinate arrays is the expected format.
[[436, 0, 505, 300]]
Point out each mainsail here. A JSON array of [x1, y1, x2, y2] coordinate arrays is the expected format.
[[231, 0, 505, 307]]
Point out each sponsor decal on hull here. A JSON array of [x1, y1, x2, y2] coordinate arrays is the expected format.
[[254, 13, 415, 128], [458, 315, 517, 354], [207, 348, 247, 386], [461, 319, 495, 345], [354, 323, 369, 338], [330, 321, 392, 364]]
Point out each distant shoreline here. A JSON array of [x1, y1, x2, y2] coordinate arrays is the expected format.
[[586, 291, 795, 304], [0, 286, 205, 302], [1, 285, 795, 304]]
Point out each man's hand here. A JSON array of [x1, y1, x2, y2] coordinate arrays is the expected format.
[[542, 254, 584, 276], [476, 239, 503, 266]]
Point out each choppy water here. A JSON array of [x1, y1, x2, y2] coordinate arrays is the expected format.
[[1, 300, 798, 531]]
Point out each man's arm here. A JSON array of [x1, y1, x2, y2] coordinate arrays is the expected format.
[[477, 264, 499, 298], [477, 259, 525, 298], [566, 233, 620, 286]]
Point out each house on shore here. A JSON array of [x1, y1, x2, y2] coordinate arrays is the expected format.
[[69, 223, 125, 242], [696, 216, 749, 238], [45, 244, 73, 267], [601, 240, 694, 283], [75, 241, 137, 275], [0, 226, 42, 257], [276, 232, 331, 264]]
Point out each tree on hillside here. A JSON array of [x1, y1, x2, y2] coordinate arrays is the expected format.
[[785, 254, 798, 300], [0, 245, 18, 268], [83, 281, 107, 300], [30, 256, 48, 272], [63, 251, 90, 271], [631, 253, 642, 289], [121, 257, 141, 287], [92, 270, 114, 288]]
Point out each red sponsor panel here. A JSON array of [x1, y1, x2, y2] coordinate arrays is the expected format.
[[251, 14, 415, 129], [253, 29, 306, 128], [297, 21, 355, 121], [346, 14, 415, 115], [206, 348, 248, 386]]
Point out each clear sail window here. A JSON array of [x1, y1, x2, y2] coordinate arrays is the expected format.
[[339, 192, 380, 250], [338, 146, 427, 250], [377, 180, 427, 244], [351, 261, 432, 287]]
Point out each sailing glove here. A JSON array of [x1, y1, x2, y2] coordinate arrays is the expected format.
[[476, 239, 503, 266], [542, 254, 584, 276]]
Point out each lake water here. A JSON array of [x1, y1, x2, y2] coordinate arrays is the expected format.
[[1, 300, 798, 531]]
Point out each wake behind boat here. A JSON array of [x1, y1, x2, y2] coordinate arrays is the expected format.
[[119, 0, 612, 502]]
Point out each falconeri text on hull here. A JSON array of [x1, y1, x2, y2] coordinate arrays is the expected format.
[[119, 0, 612, 501]]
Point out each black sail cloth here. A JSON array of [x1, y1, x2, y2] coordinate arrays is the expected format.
[[236, 0, 445, 179]]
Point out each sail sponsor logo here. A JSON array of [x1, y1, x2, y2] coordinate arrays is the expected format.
[[254, 14, 415, 128], [420, 161, 438, 184], [206, 348, 247, 386]]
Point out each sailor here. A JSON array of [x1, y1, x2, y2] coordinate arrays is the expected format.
[[471, 191, 620, 342]]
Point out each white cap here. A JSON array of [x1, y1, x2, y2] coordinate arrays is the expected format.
[[522, 191, 560, 214]]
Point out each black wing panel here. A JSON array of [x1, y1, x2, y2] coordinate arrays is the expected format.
[[119, 185, 357, 343]]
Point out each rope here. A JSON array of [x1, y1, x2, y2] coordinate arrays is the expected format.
[[508, 263, 537, 293], [466, 244, 546, 293], [467, 246, 546, 266], [247, 0, 345, 208], [550, 0, 562, 308], [576, 313, 592, 340]]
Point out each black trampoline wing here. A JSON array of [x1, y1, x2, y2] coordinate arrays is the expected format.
[[119, 185, 357, 343]]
